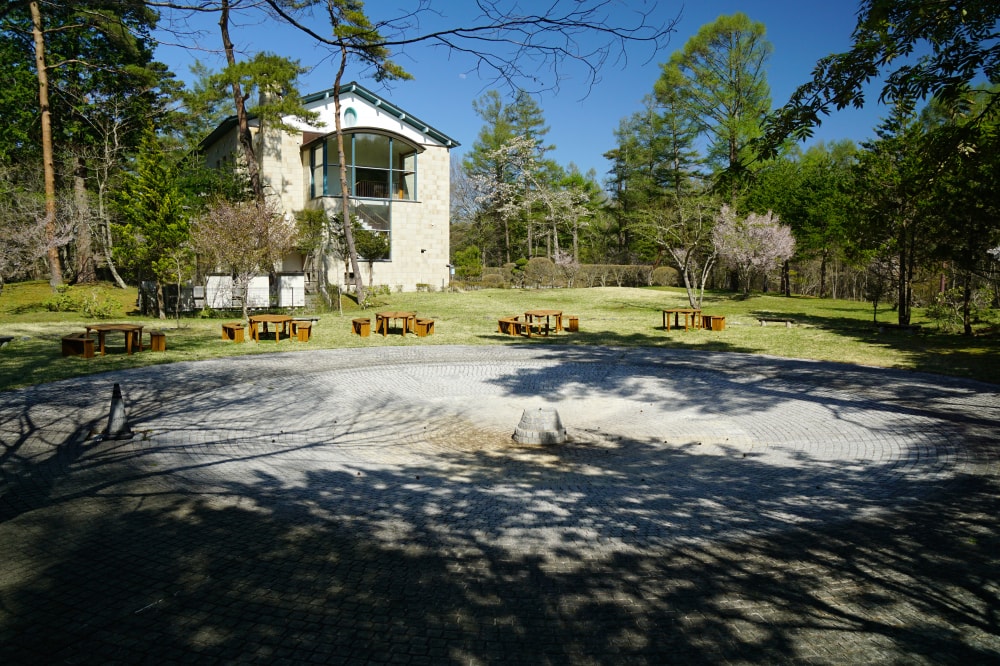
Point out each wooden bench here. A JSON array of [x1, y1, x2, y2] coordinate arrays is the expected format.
[[352, 317, 371, 337], [61, 332, 95, 358], [149, 330, 166, 351], [291, 317, 319, 335], [221, 322, 245, 342], [295, 321, 312, 342], [758, 318, 795, 328], [414, 318, 435, 337], [497, 316, 523, 336]]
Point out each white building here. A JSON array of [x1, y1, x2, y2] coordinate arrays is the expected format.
[[200, 81, 459, 294]]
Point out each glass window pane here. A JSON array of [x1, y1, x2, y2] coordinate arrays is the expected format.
[[354, 201, 390, 232], [353, 200, 392, 261], [353, 133, 390, 168], [324, 138, 340, 166], [311, 166, 322, 198], [392, 142, 418, 200], [326, 169, 342, 196]]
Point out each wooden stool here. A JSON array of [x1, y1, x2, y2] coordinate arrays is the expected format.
[[567, 316, 579, 332], [149, 330, 166, 351], [704, 315, 726, 331], [296, 321, 312, 342], [414, 318, 435, 337], [61, 333, 95, 358], [222, 323, 244, 342], [352, 317, 371, 337]]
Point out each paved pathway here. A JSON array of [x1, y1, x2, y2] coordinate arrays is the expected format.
[[1, 346, 998, 664]]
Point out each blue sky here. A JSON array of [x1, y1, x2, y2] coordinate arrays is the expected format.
[[155, 1, 886, 180]]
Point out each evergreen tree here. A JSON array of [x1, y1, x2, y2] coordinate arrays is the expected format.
[[663, 12, 772, 198], [853, 104, 936, 326], [1, 0, 174, 288], [764, 0, 1000, 150], [921, 87, 1000, 334], [463, 90, 560, 264], [746, 141, 857, 297], [111, 131, 192, 319]]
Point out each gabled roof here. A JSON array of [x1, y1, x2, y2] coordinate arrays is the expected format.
[[302, 81, 460, 148], [199, 81, 460, 152], [199, 116, 241, 151]]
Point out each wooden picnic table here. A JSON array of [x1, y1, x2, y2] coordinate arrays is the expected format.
[[376, 311, 416, 336], [248, 314, 293, 343], [524, 309, 563, 337], [84, 323, 144, 355], [662, 308, 702, 332]]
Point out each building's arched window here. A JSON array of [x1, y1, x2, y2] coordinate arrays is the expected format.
[[309, 131, 418, 202]]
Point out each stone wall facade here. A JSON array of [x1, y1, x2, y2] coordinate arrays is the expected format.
[[201, 82, 457, 294]]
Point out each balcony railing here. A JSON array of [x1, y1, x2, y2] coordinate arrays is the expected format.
[[355, 179, 389, 199]]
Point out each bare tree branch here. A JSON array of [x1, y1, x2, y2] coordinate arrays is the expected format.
[[254, 0, 678, 97]]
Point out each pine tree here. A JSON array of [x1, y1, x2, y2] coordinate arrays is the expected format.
[[112, 131, 192, 319]]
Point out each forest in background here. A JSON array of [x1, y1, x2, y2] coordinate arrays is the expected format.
[[1, 1, 998, 332]]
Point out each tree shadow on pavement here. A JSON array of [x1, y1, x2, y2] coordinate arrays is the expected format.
[[1, 347, 998, 663]]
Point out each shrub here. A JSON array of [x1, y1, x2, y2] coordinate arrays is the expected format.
[[82, 290, 120, 319], [360, 284, 391, 309], [42, 287, 80, 312], [524, 257, 556, 288], [454, 245, 483, 280], [480, 274, 506, 289], [505, 260, 528, 288], [651, 266, 679, 287]]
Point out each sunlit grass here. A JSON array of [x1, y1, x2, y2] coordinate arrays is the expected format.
[[1, 281, 997, 390]]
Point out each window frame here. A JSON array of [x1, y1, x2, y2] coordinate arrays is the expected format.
[[309, 130, 419, 202]]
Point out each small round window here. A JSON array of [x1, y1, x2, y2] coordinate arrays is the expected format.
[[344, 107, 357, 128]]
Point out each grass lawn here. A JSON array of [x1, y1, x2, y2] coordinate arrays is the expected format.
[[1, 280, 998, 390]]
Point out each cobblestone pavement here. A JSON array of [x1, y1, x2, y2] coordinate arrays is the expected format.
[[1, 345, 998, 664]]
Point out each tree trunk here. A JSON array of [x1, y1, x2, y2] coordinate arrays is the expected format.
[[897, 227, 911, 327], [240, 277, 250, 324], [93, 130, 128, 289], [572, 218, 579, 263], [526, 214, 533, 259], [102, 220, 129, 289], [155, 280, 166, 319], [503, 213, 510, 264], [819, 250, 828, 298], [30, 1, 63, 291], [962, 272, 973, 336], [220, 0, 264, 202], [318, 245, 333, 306], [551, 216, 560, 258], [74, 155, 97, 283], [671, 248, 697, 308], [332, 52, 366, 304], [175, 257, 184, 328]]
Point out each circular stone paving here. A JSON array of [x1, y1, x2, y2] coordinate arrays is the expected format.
[[2, 345, 998, 664], [13, 345, 983, 552]]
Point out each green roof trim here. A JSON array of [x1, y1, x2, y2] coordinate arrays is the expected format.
[[302, 81, 460, 148]]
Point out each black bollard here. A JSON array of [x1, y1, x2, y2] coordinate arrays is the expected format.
[[102, 382, 134, 440]]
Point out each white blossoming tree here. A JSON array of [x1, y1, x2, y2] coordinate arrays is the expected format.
[[192, 199, 299, 322], [712, 205, 796, 296]]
